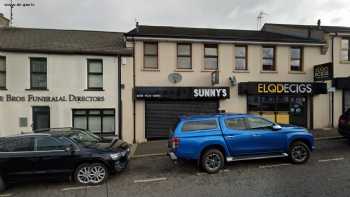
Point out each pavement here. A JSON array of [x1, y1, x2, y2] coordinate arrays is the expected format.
[[3, 138, 350, 197], [132, 128, 343, 158]]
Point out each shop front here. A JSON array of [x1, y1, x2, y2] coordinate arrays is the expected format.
[[134, 87, 230, 140], [334, 77, 350, 112], [238, 82, 327, 128]]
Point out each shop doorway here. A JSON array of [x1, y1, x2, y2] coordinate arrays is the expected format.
[[32, 106, 50, 130], [247, 95, 308, 128]]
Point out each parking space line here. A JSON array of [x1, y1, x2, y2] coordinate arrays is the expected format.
[[61, 185, 101, 191], [259, 163, 291, 169], [318, 157, 344, 163], [134, 177, 167, 183], [0, 194, 13, 197]]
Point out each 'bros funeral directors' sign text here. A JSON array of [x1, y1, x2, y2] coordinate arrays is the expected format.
[[0, 94, 104, 102]]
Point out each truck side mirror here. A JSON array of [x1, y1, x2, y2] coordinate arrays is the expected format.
[[272, 124, 282, 130]]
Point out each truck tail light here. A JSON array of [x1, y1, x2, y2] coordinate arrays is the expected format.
[[171, 137, 180, 149]]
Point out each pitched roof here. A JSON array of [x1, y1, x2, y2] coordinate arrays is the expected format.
[[264, 23, 350, 33], [0, 27, 132, 56], [125, 25, 324, 44]]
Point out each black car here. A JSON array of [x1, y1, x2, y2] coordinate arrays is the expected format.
[[339, 109, 350, 138], [0, 129, 130, 191]]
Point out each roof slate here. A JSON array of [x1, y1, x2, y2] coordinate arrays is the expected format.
[[0, 27, 132, 56], [126, 25, 324, 44]]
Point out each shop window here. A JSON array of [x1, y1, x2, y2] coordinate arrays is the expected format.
[[260, 95, 275, 111], [177, 43, 192, 69], [344, 90, 350, 112], [144, 42, 158, 69], [341, 38, 350, 61], [87, 59, 103, 90], [262, 46, 275, 71], [30, 58, 47, 89], [204, 44, 218, 70], [73, 109, 115, 135], [290, 47, 303, 71], [182, 119, 218, 132], [247, 95, 260, 111], [235, 46, 248, 70], [0, 56, 5, 89]]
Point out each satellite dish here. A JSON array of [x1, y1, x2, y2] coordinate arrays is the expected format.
[[168, 73, 182, 84]]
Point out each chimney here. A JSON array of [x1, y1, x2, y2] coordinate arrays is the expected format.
[[317, 19, 321, 29], [0, 13, 10, 27]]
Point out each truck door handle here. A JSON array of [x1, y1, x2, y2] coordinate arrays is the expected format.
[[225, 136, 235, 140]]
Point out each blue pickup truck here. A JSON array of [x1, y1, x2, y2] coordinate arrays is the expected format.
[[168, 113, 314, 173]]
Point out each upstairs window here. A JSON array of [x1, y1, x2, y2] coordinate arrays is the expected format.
[[30, 58, 47, 89], [144, 43, 158, 69], [262, 46, 275, 71], [235, 46, 248, 70], [87, 59, 103, 90], [177, 43, 192, 69], [204, 44, 218, 70], [0, 57, 6, 89], [291, 47, 303, 71], [341, 38, 350, 61]]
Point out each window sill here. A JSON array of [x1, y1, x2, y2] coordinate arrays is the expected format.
[[233, 69, 249, 73], [175, 69, 194, 72], [142, 68, 160, 72], [84, 88, 105, 91], [260, 70, 278, 73], [340, 61, 350, 64], [201, 69, 218, 72], [25, 88, 49, 91], [288, 71, 305, 74], [0, 88, 7, 91]]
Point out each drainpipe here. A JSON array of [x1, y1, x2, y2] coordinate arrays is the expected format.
[[331, 33, 337, 128], [132, 38, 136, 144], [118, 55, 122, 139]]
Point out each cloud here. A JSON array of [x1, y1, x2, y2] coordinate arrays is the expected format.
[[0, 0, 349, 32]]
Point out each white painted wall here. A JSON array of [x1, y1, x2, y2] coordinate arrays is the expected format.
[[0, 52, 120, 137]]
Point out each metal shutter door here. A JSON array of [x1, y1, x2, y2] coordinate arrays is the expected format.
[[145, 101, 218, 140]]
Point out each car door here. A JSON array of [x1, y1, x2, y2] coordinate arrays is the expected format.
[[221, 117, 261, 156], [245, 117, 286, 154], [0, 136, 36, 182], [32, 136, 77, 177]]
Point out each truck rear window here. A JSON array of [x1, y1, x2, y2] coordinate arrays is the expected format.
[[182, 120, 218, 132]]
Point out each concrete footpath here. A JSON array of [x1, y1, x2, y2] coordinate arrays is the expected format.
[[131, 128, 343, 158]]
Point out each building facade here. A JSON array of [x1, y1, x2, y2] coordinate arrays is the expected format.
[[125, 25, 330, 143], [0, 20, 132, 138]]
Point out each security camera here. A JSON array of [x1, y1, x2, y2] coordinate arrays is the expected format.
[[229, 75, 237, 86]]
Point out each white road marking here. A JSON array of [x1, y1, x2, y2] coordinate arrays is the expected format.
[[0, 194, 13, 197], [259, 163, 291, 169], [61, 185, 101, 191], [318, 157, 344, 163], [134, 177, 167, 183]]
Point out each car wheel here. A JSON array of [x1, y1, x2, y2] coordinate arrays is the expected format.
[[201, 149, 224, 174], [0, 176, 6, 192], [75, 163, 109, 185], [289, 141, 310, 164]]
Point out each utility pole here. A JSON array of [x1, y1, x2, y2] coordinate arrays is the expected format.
[[10, 0, 14, 26]]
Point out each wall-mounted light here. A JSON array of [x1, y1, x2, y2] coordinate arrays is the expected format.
[[229, 75, 237, 87]]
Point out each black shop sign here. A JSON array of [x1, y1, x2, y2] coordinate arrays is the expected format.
[[314, 62, 333, 81], [134, 87, 230, 100], [238, 82, 327, 95]]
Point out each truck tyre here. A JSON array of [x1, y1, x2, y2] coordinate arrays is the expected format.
[[289, 141, 310, 164], [201, 149, 224, 174], [0, 176, 6, 192]]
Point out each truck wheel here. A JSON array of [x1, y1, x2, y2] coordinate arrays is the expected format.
[[289, 141, 310, 164], [0, 176, 6, 192], [201, 149, 224, 174]]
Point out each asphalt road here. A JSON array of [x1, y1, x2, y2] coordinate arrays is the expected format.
[[2, 138, 350, 197]]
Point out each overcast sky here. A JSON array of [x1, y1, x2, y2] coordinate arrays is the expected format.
[[0, 0, 350, 32]]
